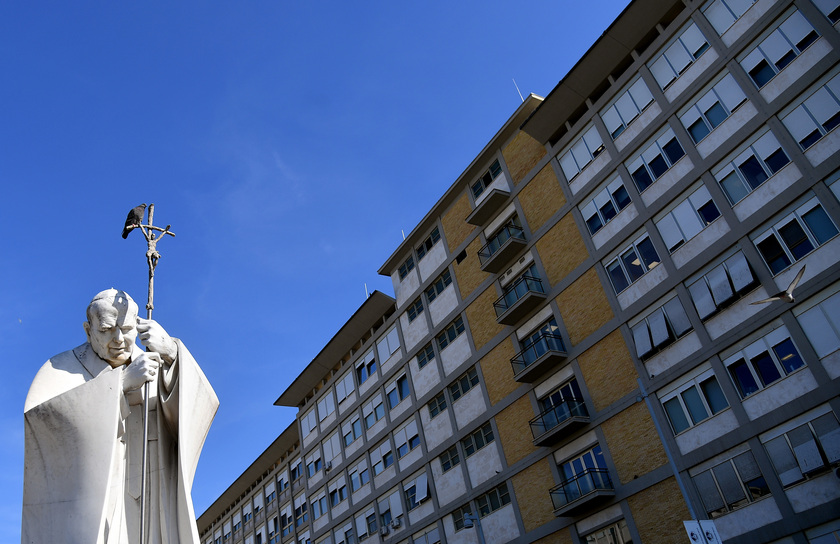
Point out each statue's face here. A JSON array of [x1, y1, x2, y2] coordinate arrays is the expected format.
[[85, 300, 138, 368]]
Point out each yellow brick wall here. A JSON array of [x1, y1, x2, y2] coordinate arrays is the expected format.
[[454, 237, 488, 300], [479, 340, 518, 405], [577, 330, 638, 412], [535, 214, 587, 287], [518, 164, 566, 232], [495, 395, 537, 465], [602, 402, 668, 484], [531, 530, 573, 544], [555, 267, 613, 345], [510, 458, 557, 533], [627, 477, 691, 544], [441, 192, 474, 253], [465, 285, 504, 351], [502, 131, 547, 185]]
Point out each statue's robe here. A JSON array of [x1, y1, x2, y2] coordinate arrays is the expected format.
[[22, 340, 218, 544]]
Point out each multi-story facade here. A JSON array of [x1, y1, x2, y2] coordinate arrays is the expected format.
[[198, 0, 840, 542]]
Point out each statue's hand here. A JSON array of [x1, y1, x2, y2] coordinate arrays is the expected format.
[[136, 318, 178, 364], [123, 352, 161, 391]]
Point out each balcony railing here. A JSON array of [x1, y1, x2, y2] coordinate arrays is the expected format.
[[478, 224, 527, 273], [530, 398, 589, 446], [494, 274, 546, 325], [511, 332, 567, 381], [550, 468, 614, 515]]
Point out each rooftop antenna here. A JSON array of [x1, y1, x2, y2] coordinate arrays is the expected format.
[[401, 229, 406, 241], [512, 78, 524, 103], [365, 283, 370, 299]]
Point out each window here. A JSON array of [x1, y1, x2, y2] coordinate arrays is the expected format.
[[580, 176, 632, 235], [407, 297, 424, 322], [626, 128, 686, 193], [380, 507, 392, 528], [462, 422, 495, 457], [317, 391, 336, 422], [714, 130, 789, 205], [266, 490, 276, 504], [366, 513, 378, 535], [335, 371, 355, 405], [329, 482, 348, 507], [754, 198, 838, 274], [476, 482, 511, 517], [649, 21, 710, 89], [243, 508, 253, 522], [740, 10, 819, 89], [311, 494, 328, 520], [516, 317, 566, 369], [417, 342, 436, 369], [687, 251, 757, 320], [680, 73, 747, 144], [356, 349, 377, 385], [782, 73, 840, 150], [583, 519, 633, 544], [350, 464, 370, 492], [661, 369, 729, 434], [428, 391, 447, 418], [656, 185, 722, 253], [605, 233, 661, 294], [425, 269, 452, 303], [814, 0, 840, 24], [763, 410, 840, 486], [472, 159, 503, 200], [532, 378, 587, 438], [280, 506, 293, 537], [267, 517, 279, 544], [306, 451, 323, 478], [724, 326, 806, 399], [480, 215, 525, 265], [440, 444, 461, 472], [557, 124, 605, 181], [796, 290, 840, 358], [294, 497, 308, 527], [452, 505, 473, 531], [692, 449, 770, 517], [363, 395, 385, 429], [290, 460, 303, 481], [404, 472, 430, 510], [342, 416, 363, 446], [554, 445, 612, 508], [416, 227, 441, 261], [395, 419, 421, 458], [377, 326, 401, 363], [301, 408, 317, 437], [494, 263, 545, 316], [601, 78, 654, 139], [703, 0, 757, 35], [436, 316, 466, 351], [631, 297, 693, 359], [372, 440, 394, 476], [386, 375, 410, 409], [322, 432, 341, 464], [398, 256, 415, 280], [449, 366, 480, 401]]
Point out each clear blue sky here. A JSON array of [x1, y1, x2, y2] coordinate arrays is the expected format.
[[0, 1, 631, 538]]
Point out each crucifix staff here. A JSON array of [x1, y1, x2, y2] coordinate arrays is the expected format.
[[121, 202, 175, 544]]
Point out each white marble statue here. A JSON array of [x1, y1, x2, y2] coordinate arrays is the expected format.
[[22, 289, 218, 544]]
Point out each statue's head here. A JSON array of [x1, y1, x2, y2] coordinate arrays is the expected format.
[[83, 289, 139, 368]]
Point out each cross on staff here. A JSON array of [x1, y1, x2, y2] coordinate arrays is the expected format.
[[121, 202, 175, 544]]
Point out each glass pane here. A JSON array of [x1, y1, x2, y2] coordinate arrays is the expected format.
[[607, 260, 630, 293], [689, 118, 711, 143], [700, 377, 728, 414], [729, 358, 760, 397], [637, 236, 661, 269], [697, 201, 721, 225], [705, 101, 728, 128], [622, 247, 646, 282], [649, 154, 669, 178], [720, 171, 749, 204], [772, 338, 805, 373], [749, 59, 775, 88], [713, 462, 747, 506], [632, 165, 654, 192], [802, 205, 838, 244], [764, 149, 790, 173], [664, 397, 690, 433], [778, 219, 814, 260], [613, 184, 631, 209], [682, 386, 710, 424], [756, 235, 792, 274], [750, 351, 782, 386], [738, 156, 769, 189], [664, 297, 692, 336]]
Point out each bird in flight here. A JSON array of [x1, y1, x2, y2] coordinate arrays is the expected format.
[[751, 264, 806, 305], [121, 203, 147, 239]]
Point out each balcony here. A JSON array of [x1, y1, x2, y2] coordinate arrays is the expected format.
[[467, 188, 510, 226], [511, 332, 567, 382], [479, 224, 528, 273], [530, 398, 589, 446], [494, 274, 546, 325], [550, 468, 614, 516]]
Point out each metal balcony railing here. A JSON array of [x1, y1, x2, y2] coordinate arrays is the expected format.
[[478, 224, 526, 266], [550, 468, 613, 511], [494, 275, 545, 318], [529, 398, 588, 439], [511, 333, 566, 376]]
